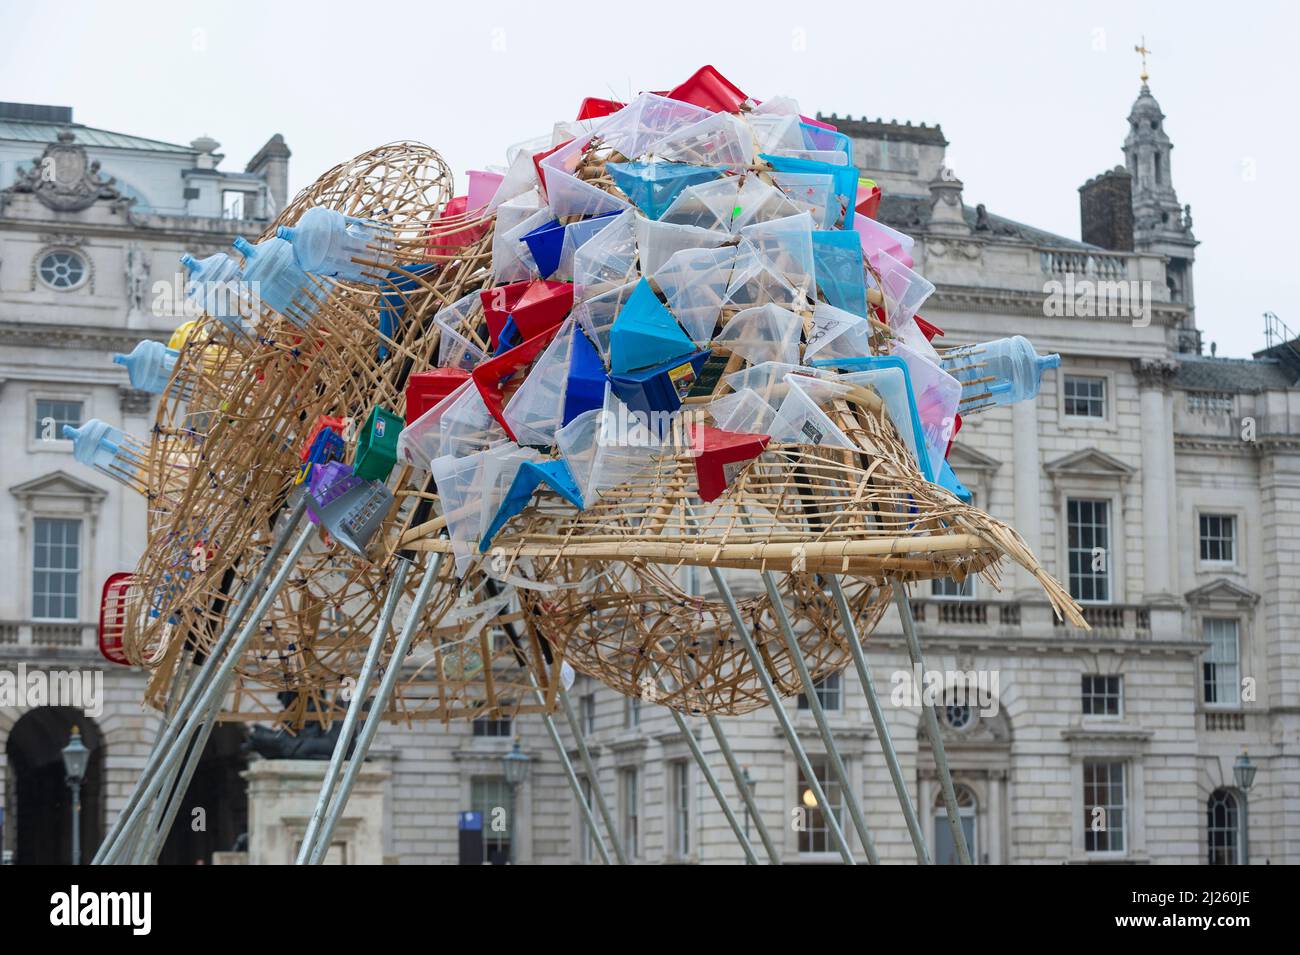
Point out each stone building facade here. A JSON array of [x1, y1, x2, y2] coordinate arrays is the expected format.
[[0, 102, 286, 863], [2, 82, 1295, 865]]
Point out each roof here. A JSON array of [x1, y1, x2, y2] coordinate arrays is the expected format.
[[0, 119, 194, 154], [1173, 354, 1296, 392], [877, 193, 1099, 251], [817, 114, 948, 147]]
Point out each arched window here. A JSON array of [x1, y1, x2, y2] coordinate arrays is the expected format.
[[1207, 789, 1242, 865], [933, 784, 977, 864], [1153, 150, 1163, 185]]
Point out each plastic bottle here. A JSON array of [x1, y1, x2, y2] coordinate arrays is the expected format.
[[180, 251, 246, 331], [232, 236, 319, 326], [275, 206, 394, 284], [941, 335, 1060, 409], [112, 340, 179, 394], [63, 419, 144, 477]]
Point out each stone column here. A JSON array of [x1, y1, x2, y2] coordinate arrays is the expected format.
[[1133, 359, 1179, 603]]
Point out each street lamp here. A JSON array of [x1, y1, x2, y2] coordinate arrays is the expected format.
[[501, 737, 531, 865], [1233, 750, 1257, 866], [61, 727, 90, 866]]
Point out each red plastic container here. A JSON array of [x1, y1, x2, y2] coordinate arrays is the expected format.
[[577, 97, 624, 121], [914, 315, 945, 341], [855, 181, 882, 220], [98, 572, 135, 666], [667, 65, 749, 113], [531, 140, 571, 200], [480, 280, 572, 350], [472, 323, 566, 442], [427, 195, 491, 255], [406, 368, 471, 424], [689, 424, 771, 502]]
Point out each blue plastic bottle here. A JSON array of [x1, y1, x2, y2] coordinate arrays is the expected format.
[[941, 335, 1060, 409], [113, 340, 179, 394], [276, 206, 394, 284], [232, 236, 319, 326], [180, 251, 247, 333], [63, 419, 145, 477]]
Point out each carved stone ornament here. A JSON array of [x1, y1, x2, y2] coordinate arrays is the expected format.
[[2, 130, 136, 213]]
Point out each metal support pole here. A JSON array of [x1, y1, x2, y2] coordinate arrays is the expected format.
[[526, 670, 614, 865], [894, 584, 971, 865], [297, 558, 411, 864], [760, 571, 879, 864], [557, 687, 628, 865], [139, 698, 223, 865], [94, 497, 309, 864], [705, 714, 780, 864], [828, 575, 931, 864], [708, 565, 856, 864], [304, 555, 446, 864], [98, 519, 316, 865], [665, 702, 759, 864]]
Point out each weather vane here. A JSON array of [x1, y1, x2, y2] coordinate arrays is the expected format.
[[1135, 36, 1152, 84]]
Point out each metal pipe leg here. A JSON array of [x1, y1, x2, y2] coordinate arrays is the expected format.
[[140, 697, 223, 865], [297, 559, 411, 864], [761, 571, 879, 864], [705, 713, 780, 864], [708, 566, 856, 865], [666, 702, 758, 864], [527, 669, 614, 865], [94, 497, 309, 864], [305, 555, 445, 864], [557, 687, 628, 865], [894, 584, 972, 865], [828, 575, 931, 864], [99, 520, 316, 865]]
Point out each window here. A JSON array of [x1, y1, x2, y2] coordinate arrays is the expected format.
[[33, 517, 81, 620], [669, 761, 690, 857], [624, 695, 640, 730], [797, 756, 844, 854], [33, 398, 83, 443], [619, 767, 639, 857], [1187, 392, 1233, 416], [1083, 760, 1126, 854], [38, 249, 87, 290], [797, 671, 842, 711], [1207, 789, 1242, 865], [580, 692, 596, 736], [1199, 514, 1236, 563], [1082, 675, 1122, 716], [472, 713, 512, 737], [933, 785, 977, 864], [1067, 498, 1111, 603], [932, 574, 975, 599], [1063, 375, 1106, 419], [471, 776, 511, 864], [1203, 618, 1240, 706], [943, 700, 973, 730]]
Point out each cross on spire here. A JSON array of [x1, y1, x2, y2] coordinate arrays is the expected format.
[[1135, 36, 1152, 84]]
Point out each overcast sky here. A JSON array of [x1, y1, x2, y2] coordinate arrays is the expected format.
[[2, 0, 1294, 356]]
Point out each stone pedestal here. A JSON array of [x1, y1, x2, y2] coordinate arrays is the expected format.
[[242, 758, 390, 865]]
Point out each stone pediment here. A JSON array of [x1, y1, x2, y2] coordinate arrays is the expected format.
[[946, 443, 1002, 475], [1185, 578, 1260, 609], [1044, 447, 1136, 482], [9, 469, 107, 502]]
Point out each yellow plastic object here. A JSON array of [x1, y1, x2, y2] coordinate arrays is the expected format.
[[168, 320, 200, 350]]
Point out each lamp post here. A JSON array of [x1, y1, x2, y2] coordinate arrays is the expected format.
[[61, 727, 90, 866], [1233, 750, 1257, 865], [502, 737, 531, 865], [741, 766, 754, 864]]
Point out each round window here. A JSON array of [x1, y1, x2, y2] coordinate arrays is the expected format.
[[943, 702, 973, 730], [39, 250, 87, 290]]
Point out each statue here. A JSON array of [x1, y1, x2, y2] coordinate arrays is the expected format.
[[245, 691, 359, 760], [126, 243, 150, 315]]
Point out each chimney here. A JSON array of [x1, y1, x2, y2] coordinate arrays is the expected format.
[[246, 133, 291, 216], [1079, 166, 1134, 251]]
